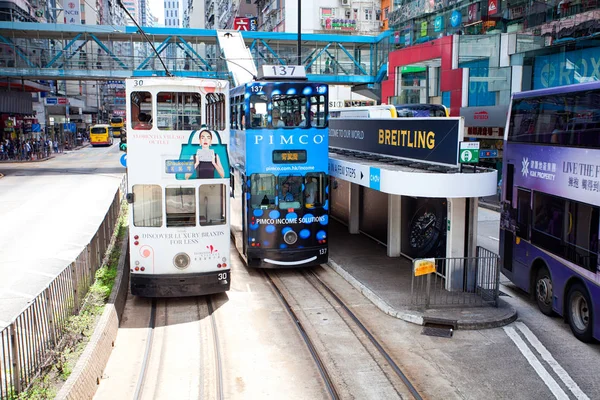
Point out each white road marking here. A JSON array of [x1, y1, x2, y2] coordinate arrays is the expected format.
[[516, 322, 589, 400], [246, 283, 251, 293], [504, 326, 569, 400], [487, 236, 499, 241]]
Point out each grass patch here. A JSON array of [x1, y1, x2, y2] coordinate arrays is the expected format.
[[16, 204, 128, 399]]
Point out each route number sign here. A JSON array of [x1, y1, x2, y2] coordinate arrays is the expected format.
[[258, 65, 307, 80]]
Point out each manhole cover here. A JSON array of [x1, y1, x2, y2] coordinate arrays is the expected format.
[[421, 323, 453, 338]]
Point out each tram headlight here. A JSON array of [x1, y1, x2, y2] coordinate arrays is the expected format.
[[283, 230, 298, 245], [173, 252, 191, 270]]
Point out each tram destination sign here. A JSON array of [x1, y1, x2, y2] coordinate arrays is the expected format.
[[329, 117, 463, 166]]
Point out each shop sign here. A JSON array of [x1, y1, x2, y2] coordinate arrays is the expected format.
[[233, 17, 257, 31], [460, 105, 508, 128], [488, 0, 499, 15], [534, 47, 600, 89], [434, 16, 444, 32], [468, 3, 477, 23], [329, 117, 462, 166], [414, 258, 436, 276], [450, 10, 462, 27], [63, 0, 80, 24], [509, 6, 525, 19], [421, 21, 428, 37]]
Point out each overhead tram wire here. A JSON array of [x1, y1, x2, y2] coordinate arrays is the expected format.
[[117, 0, 173, 77], [218, 56, 258, 82]]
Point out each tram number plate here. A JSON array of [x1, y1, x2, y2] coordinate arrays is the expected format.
[[319, 248, 327, 255], [218, 272, 228, 281]]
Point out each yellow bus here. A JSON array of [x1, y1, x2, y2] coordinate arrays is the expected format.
[[110, 116, 124, 138], [90, 124, 114, 146]]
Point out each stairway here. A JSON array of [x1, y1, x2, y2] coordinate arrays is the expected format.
[[216, 30, 257, 87]]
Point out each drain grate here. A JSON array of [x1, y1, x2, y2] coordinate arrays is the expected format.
[[421, 323, 453, 338]]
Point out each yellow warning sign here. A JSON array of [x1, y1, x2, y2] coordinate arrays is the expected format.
[[414, 258, 436, 277]]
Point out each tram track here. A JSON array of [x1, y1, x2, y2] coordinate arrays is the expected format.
[[133, 296, 224, 400], [264, 267, 423, 400]]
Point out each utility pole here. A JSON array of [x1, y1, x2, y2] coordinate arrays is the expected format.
[[297, 0, 301, 66]]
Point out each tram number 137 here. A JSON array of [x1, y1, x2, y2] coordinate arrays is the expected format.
[[319, 248, 327, 255], [218, 272, 228, 281]]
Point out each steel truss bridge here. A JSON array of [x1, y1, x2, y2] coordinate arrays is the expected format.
[[0, 22, 392, 92]]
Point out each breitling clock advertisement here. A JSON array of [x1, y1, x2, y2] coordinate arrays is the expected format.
[[401, 197, 447, 259]]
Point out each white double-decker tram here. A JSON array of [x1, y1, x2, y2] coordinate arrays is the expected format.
[[125, 77, 231, 296]]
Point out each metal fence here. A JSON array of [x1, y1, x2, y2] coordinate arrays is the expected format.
[[0, 180, 125, 400], [411, 247, 500, 308]]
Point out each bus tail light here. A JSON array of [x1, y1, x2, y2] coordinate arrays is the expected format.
[[135, 266, 139, 271], [134, 241, 139, 246], [140, 267, 145, 271], [134, 235, 139, 240], [222, 263, 227, 268], [217, 263, 222, 268]]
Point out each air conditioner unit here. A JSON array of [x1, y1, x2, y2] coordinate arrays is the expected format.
[[341, 0, 350, 6]]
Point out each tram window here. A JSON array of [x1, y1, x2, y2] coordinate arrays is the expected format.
[[310, 95, 327, 128], [250, 173, 276, 209], [278, 175, 302, 210], [304, 172, 326, 209], [272, 94, 308, 127], [165, 187, 196, 227], [132, 185, 162, 227], [157, 92, 202, 131], [131, 91, 153, 130], [249, 94, 268, 128], [199, 184, 227, 226], [205, 93, 226, 131]]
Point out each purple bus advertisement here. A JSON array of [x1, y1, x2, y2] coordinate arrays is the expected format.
[[500, 81, 600, 342]]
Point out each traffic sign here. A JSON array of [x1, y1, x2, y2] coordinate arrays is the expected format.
[[459, 141, 480, 164], [120, 154, 127, 168], [479, 149, 498, 159]]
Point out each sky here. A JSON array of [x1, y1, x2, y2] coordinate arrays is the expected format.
[[148, 0, 164, 25]]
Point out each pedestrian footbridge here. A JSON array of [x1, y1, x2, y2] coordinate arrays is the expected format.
[[0, 21, 391, 91]]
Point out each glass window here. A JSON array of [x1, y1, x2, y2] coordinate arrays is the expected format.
[[310, 95, 328, 128], [508, 89, 600, 148], [533, 192, 565, 240], [250, 173, 276, 209], [278, 175, 303, 210], [304, 172, 326, 209], [130, 91, 153, 130], [165, 187, 196, 227], [249, 94, 268, 128], [205, 92, 226, 131], [272, 94, 308, 127], [157, 92, 202, 131], [199, 184, 226, 226], [132, 185, 162, 227], [516, 189, 530, 239], [566, 202, 599, 272]]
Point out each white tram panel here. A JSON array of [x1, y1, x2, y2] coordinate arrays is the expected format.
[[125, 77, 231, 296]]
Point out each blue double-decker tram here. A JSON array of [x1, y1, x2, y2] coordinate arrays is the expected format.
[[230, 66, 329, 268]]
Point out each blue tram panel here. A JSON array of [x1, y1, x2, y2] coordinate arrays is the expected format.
[[230, 78, 330, 268]]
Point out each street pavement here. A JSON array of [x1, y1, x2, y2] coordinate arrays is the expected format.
[[0, 144, 124, 328]]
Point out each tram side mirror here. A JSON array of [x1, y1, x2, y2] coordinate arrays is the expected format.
[[126, 193, 135, 204]]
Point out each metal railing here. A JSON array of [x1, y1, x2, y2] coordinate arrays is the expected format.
[[411, 247, 500, 308], [0, 178, 126, 399]]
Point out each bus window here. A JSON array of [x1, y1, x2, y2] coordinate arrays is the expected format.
[[250, 173, 276, 209], [165, 187, 196, 227], [395, 104, 448, 117], [304, 172, 326, 209], [250, 94, 268, 128], [131, 91, 153, 130], [157, 92, 202, 131], [310, 95, 327, 128], [278, 175, 302, 210], [199, 184, 227, 226], [132, 184, 163, 227]]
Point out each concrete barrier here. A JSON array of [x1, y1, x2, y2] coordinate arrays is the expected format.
[[55, 231, 130, 400]]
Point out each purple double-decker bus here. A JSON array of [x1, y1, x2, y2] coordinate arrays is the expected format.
[[500, 81, 600, 342]]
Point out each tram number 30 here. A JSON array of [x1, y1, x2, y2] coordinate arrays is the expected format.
[[218, 272, 228, 281]]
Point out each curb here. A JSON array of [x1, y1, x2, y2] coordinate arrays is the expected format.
[[327, 258, 517, 330], [479, 201, 501, 213], [327, 258, 424, 325], [56, 231, 129, 400]]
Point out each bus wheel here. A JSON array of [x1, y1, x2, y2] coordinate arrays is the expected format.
[[535, 267, 554, 316], [567, 283, 593, 343]]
